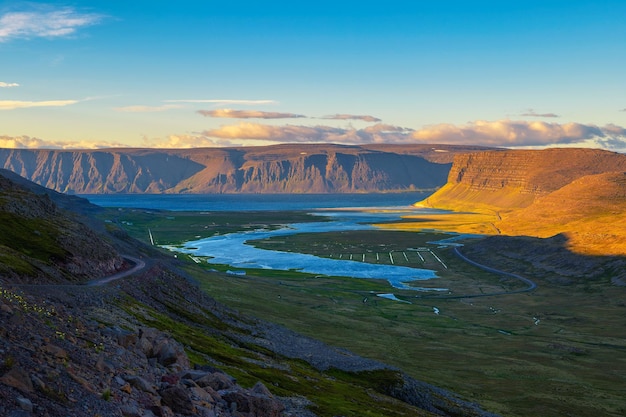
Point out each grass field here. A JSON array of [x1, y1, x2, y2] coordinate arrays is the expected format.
[[109, 208, 626, 417]]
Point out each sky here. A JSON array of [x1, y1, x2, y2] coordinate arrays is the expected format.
[[1, 0, 626, 151]]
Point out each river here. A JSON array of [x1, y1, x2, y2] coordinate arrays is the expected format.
[[83, 193, 445, 289]]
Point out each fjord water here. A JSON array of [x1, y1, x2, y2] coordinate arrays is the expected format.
[[81, 192, 431, 211], [84, 192, 441, 288]]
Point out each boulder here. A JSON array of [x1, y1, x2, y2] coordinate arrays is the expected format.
[[103, 326, 138, 348], [222, 390, 285, 417], [41, 343, 68, 360], [124, 375, 157, 395], [149, 405, 175, 417], [159, 386, 195, 415], [251, 381, 273, 397], [0, 367, 34, 393], [196, 372, 235, 391], [16, 397, 33, 412], [155, 339, 188, 368]]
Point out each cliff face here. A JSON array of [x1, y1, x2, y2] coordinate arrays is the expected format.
[[0, 144, 486, 194], [418, 148, 626, 255], [0, 149, 207, 194], [423, 148, 626, 211]]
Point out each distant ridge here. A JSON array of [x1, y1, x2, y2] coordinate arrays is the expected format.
[[0, 144, 490, 194]]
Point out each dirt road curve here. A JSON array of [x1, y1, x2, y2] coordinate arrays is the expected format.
[[86, 255, 146, 286], [415, 247, 536, 300], [452, 246, 537, 294]]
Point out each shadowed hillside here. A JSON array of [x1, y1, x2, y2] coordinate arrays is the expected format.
[[0, 170, 124, 283]]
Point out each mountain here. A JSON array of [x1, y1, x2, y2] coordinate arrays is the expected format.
[[0, 144, 489, 194], [0, 171, 497, 417], [418, 148, 626, 255]]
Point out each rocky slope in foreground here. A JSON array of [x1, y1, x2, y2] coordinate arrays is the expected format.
[[0, 171, 497, 417], [418, 148, 626, 255], [0, 144, 489, 194]]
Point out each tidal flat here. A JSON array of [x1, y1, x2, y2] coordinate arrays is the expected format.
[[108, 207, 626, 417]]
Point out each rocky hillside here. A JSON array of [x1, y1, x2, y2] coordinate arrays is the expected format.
[[0, 172, 498, 416], [418, 148, 626, 255], [0, 169, 124, 283], [0, 144, 488, 194]]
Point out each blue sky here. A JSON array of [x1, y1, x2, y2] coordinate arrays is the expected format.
[[1, 0, 626, 150]]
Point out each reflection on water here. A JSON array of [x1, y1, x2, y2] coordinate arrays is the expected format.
[[171, 207, 442, 289]]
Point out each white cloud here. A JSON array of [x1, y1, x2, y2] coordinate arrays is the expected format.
[[0, 99, 79, 110], [410, 120, 612, 147], [114, 104, 184, 113], [142, 134, 227, 148], [198, 109, 305, 119], [0, 6, 103, 42], [0, 135, 127, 149], [520, 109, 560, 118], [190, 120, 626, 151], [199, 122, 413, 145], [321, 114, 382, 122], [4, 120, 625, 152], [362, 124, 413, 134], [0, 82, 19, 88]]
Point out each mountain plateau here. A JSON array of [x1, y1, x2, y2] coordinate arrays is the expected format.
[[0, 144, 489, 194]]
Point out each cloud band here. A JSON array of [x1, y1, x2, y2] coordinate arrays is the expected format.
[[0, 6, 103, 42], [198, 109, 305, 119], [0, 100, 79, 110]]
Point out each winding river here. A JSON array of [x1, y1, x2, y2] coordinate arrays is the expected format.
[[171, 208, 442, 289]]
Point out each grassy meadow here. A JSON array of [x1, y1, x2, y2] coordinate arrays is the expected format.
[[107, 207, 626, 417]]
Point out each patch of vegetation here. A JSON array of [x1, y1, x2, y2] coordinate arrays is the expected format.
[[0, 212, 67, 263], [98, 208, 324, 246], [101, 388, 112, 401], [40, 383, 69, 404], [2, 354, 16, 371], [0, 247, 38, 276], [118, 296, 438, 416]]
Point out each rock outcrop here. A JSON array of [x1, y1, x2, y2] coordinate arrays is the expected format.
[[0, 144, 488, 194], [0, 289, 289, 417]]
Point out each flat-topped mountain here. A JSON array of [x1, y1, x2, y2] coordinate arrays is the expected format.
[[0, 144, 488, 194], [419, 148, 626, 254], [421, 148, 626, 211]]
